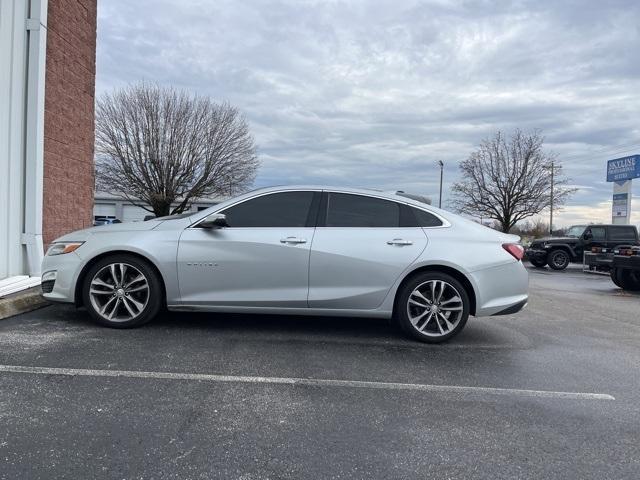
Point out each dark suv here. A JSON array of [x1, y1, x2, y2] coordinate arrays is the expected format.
[[526, 224, 640, 270]]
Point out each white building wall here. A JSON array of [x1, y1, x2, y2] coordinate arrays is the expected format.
[[0, 0, 47, 281], [0, 0, 29, 280]]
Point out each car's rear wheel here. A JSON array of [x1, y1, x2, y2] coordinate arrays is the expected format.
[[528, 257, 547, 268], [395, 272, 470, 343], [82, 254, 163, 328], [547, 249, 570, 270]]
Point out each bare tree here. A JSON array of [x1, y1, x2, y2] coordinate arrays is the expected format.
[[451, 130, 575, 233], [96, 83, 259, 217]]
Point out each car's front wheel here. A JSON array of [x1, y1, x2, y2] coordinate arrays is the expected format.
[[395, 271, 470, 343], [528, 257, 547, 268], [82, 254, 163, 328], [547, 249, 570, 270]]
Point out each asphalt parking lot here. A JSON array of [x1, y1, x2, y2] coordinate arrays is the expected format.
[[1, 265, 639, 479]]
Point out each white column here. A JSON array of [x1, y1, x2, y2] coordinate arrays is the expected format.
[[0, 0, 47, 280], [23, 0, 48, 276], [0, 0, 29, 280]]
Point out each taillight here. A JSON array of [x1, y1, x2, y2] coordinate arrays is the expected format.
[[503, 243, 524, 261]]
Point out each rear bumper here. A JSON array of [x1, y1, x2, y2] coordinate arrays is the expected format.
[[612, 256, 640, 270], [470, 261, 529, 317], [493, 298, 528, 316], [584, 252, 614, 269]]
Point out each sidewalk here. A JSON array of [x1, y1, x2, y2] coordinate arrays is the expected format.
[[0, 286, 49, 320]]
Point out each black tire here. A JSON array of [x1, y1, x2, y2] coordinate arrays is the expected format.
[[610, 268, 624, 288], [528, 257, 547, 268], [547, 249, 570, 270], [82, 254, 163, 328], [394, 271, 470, 343], [617, 268, 640, 292]]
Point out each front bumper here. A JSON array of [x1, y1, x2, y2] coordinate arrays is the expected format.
[[40, 251, 83, 303], [525, 248, 548, 260]]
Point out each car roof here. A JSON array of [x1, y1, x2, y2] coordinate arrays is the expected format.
[[246, 185, 432, 207], [187, 184, 448, 225], [585, 224, 636, 228]]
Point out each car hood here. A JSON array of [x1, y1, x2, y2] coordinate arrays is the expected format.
[[51, 217, 189, 243]]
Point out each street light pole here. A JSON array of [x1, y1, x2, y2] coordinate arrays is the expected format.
[[438, 160, 444, 208]]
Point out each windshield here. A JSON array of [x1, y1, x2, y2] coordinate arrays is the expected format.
[[566, 225, 587, 237]]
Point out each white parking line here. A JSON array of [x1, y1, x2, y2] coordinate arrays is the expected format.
[[0, 364, 615, 401]]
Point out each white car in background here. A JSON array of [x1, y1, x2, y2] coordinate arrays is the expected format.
[[41, 186, 528, 343]]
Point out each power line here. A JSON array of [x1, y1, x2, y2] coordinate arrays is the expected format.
[[559, 143, 640, 162]]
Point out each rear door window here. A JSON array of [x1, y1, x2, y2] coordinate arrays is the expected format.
[[325, 193, 400, 227]]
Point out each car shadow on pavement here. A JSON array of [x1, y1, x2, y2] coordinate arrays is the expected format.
[[147, 309, 516, 348], [18, 304, 520, 349]]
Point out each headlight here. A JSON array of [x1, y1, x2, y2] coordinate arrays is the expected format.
[[46, 242, 84, 256]]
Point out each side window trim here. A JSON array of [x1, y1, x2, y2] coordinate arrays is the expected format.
[[305, 191, 322, 228], [316, 191, 328, 227], [190, 190, 319, 229]]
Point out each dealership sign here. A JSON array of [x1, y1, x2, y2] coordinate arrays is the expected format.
[[612, 193, 628, 217], [606, 154, 640, 182]]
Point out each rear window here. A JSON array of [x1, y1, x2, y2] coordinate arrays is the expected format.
[[409, 207, 443, 227], [608, 226, 637, 242]]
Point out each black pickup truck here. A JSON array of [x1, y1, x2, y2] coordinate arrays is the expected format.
[[526, 224, 640, 271], [610, 247, 640, 291]]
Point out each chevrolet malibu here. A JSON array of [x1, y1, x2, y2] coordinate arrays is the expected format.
[[41, 186, 528, 343]]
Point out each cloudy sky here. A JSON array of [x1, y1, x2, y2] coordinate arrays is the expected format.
[[96, 0, 640, 226]]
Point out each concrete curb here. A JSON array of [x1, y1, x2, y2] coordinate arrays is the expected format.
[[0, 286, 50, 320]]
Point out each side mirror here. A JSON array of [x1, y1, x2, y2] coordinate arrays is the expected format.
[[198, 214, 228, 229], [583, 231, 593, 240]]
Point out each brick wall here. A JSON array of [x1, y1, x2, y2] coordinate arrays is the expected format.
[[43, 0, 97, 245]]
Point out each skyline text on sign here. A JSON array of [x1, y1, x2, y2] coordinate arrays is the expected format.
[[606, 154, 640, 182]]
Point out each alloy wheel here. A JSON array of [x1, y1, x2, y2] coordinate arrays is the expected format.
[[551, 251, 569, 269], [406, 280, 464, 337], [88, 263, 150, 322]]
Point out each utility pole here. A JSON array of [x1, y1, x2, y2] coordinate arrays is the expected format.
[[438, 160, 444, 208], [544, 161, 560, 235]]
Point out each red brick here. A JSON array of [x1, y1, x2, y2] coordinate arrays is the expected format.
[[43, 0, 96, 245]]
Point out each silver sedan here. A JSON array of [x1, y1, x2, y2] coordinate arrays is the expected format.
[[41, 186, 528, 343]]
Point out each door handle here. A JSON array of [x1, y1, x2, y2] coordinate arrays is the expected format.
[[387, 238, 413, 246], [280, 237, 307, 244]]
